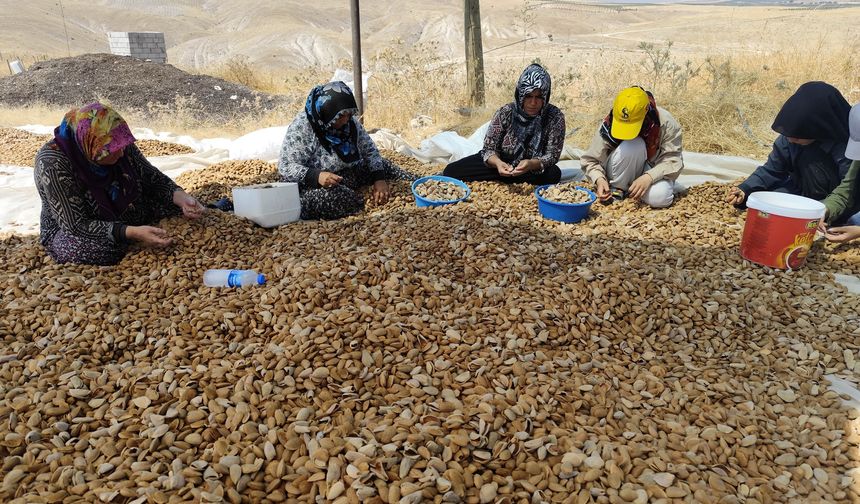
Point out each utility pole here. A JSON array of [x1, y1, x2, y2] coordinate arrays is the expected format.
[[350, 0, 364, 121], [464, 0, 485, 108], [58, 0, 72, 57]]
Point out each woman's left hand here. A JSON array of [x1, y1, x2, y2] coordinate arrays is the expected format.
[[372, 180, 390, 205], [173, 190, 206, 219], [824, 226, 860, 243]]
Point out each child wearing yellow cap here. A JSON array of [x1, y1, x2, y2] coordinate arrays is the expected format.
[[580, 86, 684, 208]]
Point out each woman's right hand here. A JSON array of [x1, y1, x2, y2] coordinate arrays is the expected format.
[[495, 161, 515, 177], [726, 187, 746, 206], [595, 178, 611, 201], [126, 225, 173, 247], [319, 171, 343, 188], [487, 155, 514, 177]]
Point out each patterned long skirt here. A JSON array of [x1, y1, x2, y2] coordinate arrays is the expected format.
[[299, 159, 415, 220], [46, 231, 128, 266]]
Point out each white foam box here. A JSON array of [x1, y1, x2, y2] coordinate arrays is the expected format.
[[232, 182, 301, 227]]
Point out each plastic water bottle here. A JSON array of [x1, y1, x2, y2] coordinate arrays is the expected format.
[[203, 269, 266, 287]]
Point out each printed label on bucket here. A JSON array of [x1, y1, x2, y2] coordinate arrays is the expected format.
[[740, 210, 818, 270]]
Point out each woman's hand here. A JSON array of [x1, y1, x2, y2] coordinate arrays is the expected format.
[[495, 162, 515, 177], [595, 178, 612, 202], [372, 180, 390, 205], [173, 190, 205, 219], [497, 162, 515, 177], [824, 226, 860, 243], [511, 159, 540, 177], [319, 171, 343, 188], [817, 217, 828, 235], [628, 173, 653, 201], [488, 155, 514, 177], [726, 187, 746, 206], [126, 225, 173, 247]]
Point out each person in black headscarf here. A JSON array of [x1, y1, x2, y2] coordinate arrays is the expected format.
[[442, 63, 565, 184], [727, 81, 852, 206], [278, 81, 414, 220]]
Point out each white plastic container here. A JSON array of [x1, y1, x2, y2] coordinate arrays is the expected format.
[[740, 192, 826, 270], [232, 182, 301, 227]]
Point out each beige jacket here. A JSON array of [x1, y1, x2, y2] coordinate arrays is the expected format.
[[581, 107, 684, 183]]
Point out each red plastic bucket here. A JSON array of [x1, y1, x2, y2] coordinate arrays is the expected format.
[[740, 192, 825, 270]]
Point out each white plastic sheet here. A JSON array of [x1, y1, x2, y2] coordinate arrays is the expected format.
[[331, 68, 371, 105], [370, 124, 760, 187], [835, 274, 860, 294], [132, 127, 233, 152], [229, 126, 287, 162], [0, 124, 812, 236], [371, 124, 487, 165], [0, 165, 42, 235]]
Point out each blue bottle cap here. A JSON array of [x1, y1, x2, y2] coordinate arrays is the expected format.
[[257, 274, 266, 285]]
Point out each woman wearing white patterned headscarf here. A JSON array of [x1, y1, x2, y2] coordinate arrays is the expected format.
[[443, 63, 565, 184]]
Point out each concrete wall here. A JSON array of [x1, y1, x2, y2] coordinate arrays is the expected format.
[[107, 32, 167, 63]]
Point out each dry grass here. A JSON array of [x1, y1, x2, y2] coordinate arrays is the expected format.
[[2, 43, 855, 156], [1, 6, 857, 157], [202, 39, 859, 160]]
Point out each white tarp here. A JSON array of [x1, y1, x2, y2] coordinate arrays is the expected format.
[[331, 68, 371, 105], [229, 126, 287, 162], [371, 124, 759, 186], [835, 274, 860, 294], [0, 123, 808, 236]]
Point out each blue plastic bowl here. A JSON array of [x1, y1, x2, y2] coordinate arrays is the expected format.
[[411, 175, 471, 208], [535, 184, 596, 223]]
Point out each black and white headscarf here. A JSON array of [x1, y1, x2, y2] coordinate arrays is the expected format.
[[510, 64, 552, 163], [305, 81, 361, 163]]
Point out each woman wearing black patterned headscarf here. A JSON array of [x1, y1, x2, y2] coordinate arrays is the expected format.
[[443, 63, 565, 184], [727, 81, 852, 207], [278, 81, 414, 220]]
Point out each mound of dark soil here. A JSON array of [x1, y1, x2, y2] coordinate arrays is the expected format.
[[0, 53, 286, 121]]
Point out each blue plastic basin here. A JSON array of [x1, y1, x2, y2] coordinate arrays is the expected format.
[[411, 175, 471, 208], [535, 185, 596, 223]]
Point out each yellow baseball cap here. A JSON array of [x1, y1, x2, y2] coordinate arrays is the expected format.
[[611, 87, 650, 140]]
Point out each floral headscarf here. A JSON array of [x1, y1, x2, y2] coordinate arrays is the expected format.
[[53, 103, 139, 218], [509, 64, 552, 165], [305, 81, 360, 164]]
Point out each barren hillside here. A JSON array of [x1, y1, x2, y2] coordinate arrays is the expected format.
[[2, 0, 859, 73]]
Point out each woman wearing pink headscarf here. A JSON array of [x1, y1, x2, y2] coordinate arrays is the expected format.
[[34, 102, 204, 265]]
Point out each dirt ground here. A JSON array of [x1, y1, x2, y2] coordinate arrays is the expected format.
[[0, 54, 286, 121]]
